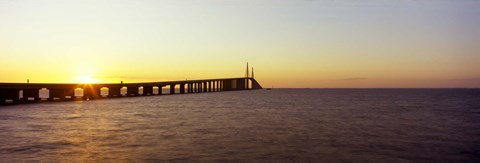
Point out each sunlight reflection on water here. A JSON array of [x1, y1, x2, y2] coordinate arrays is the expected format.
[[0, 89, 479, 162]]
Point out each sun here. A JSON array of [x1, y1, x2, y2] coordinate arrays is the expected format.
[[76, 75, 99, 84]]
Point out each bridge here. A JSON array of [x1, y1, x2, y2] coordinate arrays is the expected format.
[[0, 77, 263, 105]]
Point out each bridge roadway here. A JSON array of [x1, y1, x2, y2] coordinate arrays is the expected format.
[[0, 77, 262, 105]]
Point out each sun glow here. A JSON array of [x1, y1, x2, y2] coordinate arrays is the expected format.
[[76, 75, 99, 84]]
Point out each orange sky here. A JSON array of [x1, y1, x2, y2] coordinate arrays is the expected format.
[[1, 0, 479, 88]]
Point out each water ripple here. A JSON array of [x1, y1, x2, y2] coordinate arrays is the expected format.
[[0, 89, 479, 162]]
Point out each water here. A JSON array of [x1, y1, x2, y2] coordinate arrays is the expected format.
[[0, 89, 479, 162]]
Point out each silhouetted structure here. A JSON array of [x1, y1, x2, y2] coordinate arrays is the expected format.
[[0, 77, 262, 105]]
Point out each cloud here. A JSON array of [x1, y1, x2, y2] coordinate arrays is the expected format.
[[442, 78, 480, 81], [339, 77, 368, 81]]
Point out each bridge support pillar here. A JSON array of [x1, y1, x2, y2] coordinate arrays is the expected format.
[[218, 81, 222, 91], [127, 87, 139, 96], [187, 83, 192, 93], [143, 86, 153, 95], [198, 82, 201, 92], [203, 82, 207, 92], [170, 84, 175, 94], [23, 88, 39, 102], [83, 87, 100, 100], [49, 88, 65, 101], [212, 81, 215, 92], [180, 84, 185, 94], [63, 89, 75, 100], [189, 83, 192, 93], [109, 87, 121, 97], [208, 81, 212, 92], [0, 89, 21, 104]]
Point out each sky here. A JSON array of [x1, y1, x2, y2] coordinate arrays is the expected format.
[[1, 0, 479, 88]]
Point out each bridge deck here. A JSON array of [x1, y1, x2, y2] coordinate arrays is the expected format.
[[0, 77, 262, 105]]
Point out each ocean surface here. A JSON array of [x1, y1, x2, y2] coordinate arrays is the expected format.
[[0, 89, 479, 162]]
